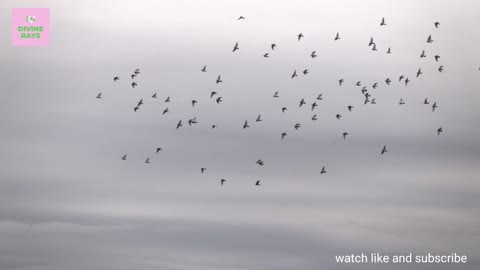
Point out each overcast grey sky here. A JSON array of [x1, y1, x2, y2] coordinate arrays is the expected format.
[[1, 0, 479, 269]]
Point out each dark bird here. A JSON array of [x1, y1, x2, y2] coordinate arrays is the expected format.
[[356, 81, 362, 86], [372, 83, 378, 89], [238, 16, 245, 20], [320, 166, 327, 174], [232, 42, 239, 52], [427, 35, 433, 43], [420, 50, 426, 58], [145, 158, 150, 164], [211, 124, 217, 129], [381, 145, 387, 155], [372, 43, 377, 51], [368, 37, 374, 47], [137, 99, 144, 107], [121, 154, 127, 160], [311, 51, 317, 58], [435, 55, 440, 62], [201, 65, 207, 72], [201, 168, 206, 173], [281, 132, 287, 140], [399, 98, 405, 105], [294, 123, 301, 130], [221, 179, 226, 185], [312, 114, 318, 121], [134, 69, 140, 75], [385, 78, 391, 85], [216, 97, 223, 104], [438, 66, 444, 72], [210, 91, 217, 98], [417, 68, 422, 78], [297, 33, 304, 41], [96, 93, 102, 99], [243, 120, 250, 129], [399, 75, 405, 81], [176, 120, 183, 129], [303, 69, 309, 75], [216, 75, 222, 84], [405, 78, 410, 86], [131, 74, 136, 79], [165, 96, 171, 103], [434, 22, 440, 28], [255, 180, 261, 186], [131, 82, 137, 88], [348, 105, 354, 112], [273, 91, 279, 98], [282, 107, 288, 113], [371, 98, 377, 104], [291, 70, 298, 79], [432, 102, 438, 112], [424, 98, 429, 104], [380, 17, 386, 26], [437, 127, 443, 135], [263, 53, 269, 58], [152, 93, 157, 98], [387, 47, 391, 54], [114, 76, 119, 82], [334, 32, 340, 40], [156, 148, 162, 153], [256, 114, 262, 122], [192, 100, 198, 107], [342, 132, 348, 139], [299, 98, 306, 107], [336, 114, 342, 119], [316, 94, 323, 100], [134, 106, 139, 112], [271, 43, 277, 50], [256, 159, 264, 166], [162, 108, 169, 115], [311, 102, 318, 111], [339, 78, 344, 86]]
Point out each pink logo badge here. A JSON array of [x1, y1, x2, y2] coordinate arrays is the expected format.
[[12, 8, 50, 47]]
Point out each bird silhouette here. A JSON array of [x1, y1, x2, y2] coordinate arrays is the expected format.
[[256, 114, 262, 122], [312, 114, 318, 121], [294, 123, 301, 130], [303, 69, 309, 75], [221, 179, 226, 185], [96, 93, 102, 99], [281, 132, 287, 140], [176, 120, 183, 129], [201, 168, 206, 173], [434, 22, 440, 28], [145, 158, 150, 164], [201, 65, 207, 72], [435, 55, 440, 62], [121, 154, 127, 160], [438, 66, 444, 72], [131, 74, 136, 79], [339, 79, 344, 86], [399, 75, 405, 81], [165, 96, 171, 103], [131, 82, 137, 88], [232, 42, 239, 52], [387, 47, 391, 54], [216, 97, 223, 104], [385, 78, 391, 85], [137, 99, 143, 107], [210, 91, 217, 98], [282, 107, 288, 113], [243, 120, 250, 129], [162, 108, 169, 115], [342, 132, 348, 139], [156, 148, 162, 153], [420, 50, 426, 58], [311, 102, 318, 111], [316, 94, 323, 100], [348, 105, 354, 112], [299, 98, 306, 107], [380, 17, 386, 26], [417, 68, 422, 78], [113, 77, 119, 82], [297, 33, 304, 41], [432, 102, 438, 112], [216, 75, 222, 84], [291, 70, 298, 79], [334, 32, 340, 40], [237, 16, 245, 20], [255, 180, 261, 186], [273, 91, 279, 98], [381, 145, 387, 155], [372, 43, 377, 51], [320, 166, 327, 174], [311, 51, 317, 58], [263, 53, 269, 58], [437, 127, 443, 135], [368, 37, 374, 47], [192, 100, 198, 107], [399, 98, 405, 105], [356, 81, 362, 86], [427, 35, 433, 43], [271, 43, 277, 50], [336, 114, 342, 119], [424, 98, 429, 104], [152, 93, 157, 98], [256, 159, 264, 166], [405, 78, 410, 86]]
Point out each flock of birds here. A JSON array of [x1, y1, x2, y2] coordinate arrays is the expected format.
[[96, 16, 448, 186]]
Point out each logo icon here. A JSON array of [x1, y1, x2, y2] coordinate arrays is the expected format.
[[12, 8, 50, 47], [26, 16, 36, 23]]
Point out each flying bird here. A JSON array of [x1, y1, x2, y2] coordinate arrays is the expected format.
[[156, 148, 162, 153], [201, 168, 206, 174], [334, 32, 340, 40], [255, 180, 261, 186], [336, 114, 342, 119], [339, 79, 344, 86], [435, 55, 440, 62], [417, 68, 422, 78], [437, 127, 443, 135], [237, 16, 245, 20], [299, 98, 306, 107], [273, 91, 279, 98], [216, 97, 223, 104], [380, 17, 386, 26], [434, 22, 440, 28], [137, 99, 143, 107], [399, 98, 405, 105], [424, 98, 429, 104], [438, 66, 444, 72], [271, 43, 277, 50], [131, 82, 137, 88], [368, 37, 374, 47], [201, 65, 207, 72], [221, 179, 226, 185], [210, 91, 217, 98], [165, 96, 171, 103], [342, 132, 348, 139], [427, 35, 433, 43], [297, 33, 304, 41], [432, 102, 438, 112], [316, 94, 323, 100], [387, 47, 391, 54], [134, 106, 139, 112], [96, 93, 102, 99], [256, 159, 264, 166], [256, 114, 262, 122], [152, 93, 157, 98], [320, 166, 327, 174], [131, 74, 136, 79], [371, 43, 377, 51], [121, 154, 127, 160], [312, 114, 318, 121], [192, 100, 198, 107], [113, 76, 119, 82], [385, 78, 391, 85], [162, 108, 169, 115], [303, 69, 309, 75], [282, 107, 288, 113], [176, 120, 183, 129], [216, 75, 222, 84], [311, 102, 318, 111], [348, 106, 354, 112], [263, 53, 269, 58], [145, 158, 150, 164], [243, 120, 250, 129], [232, 42, 239, 52], [311, 51, 317, 58], [381, 145, 387, 155], [291, 70, 298, 79], [294, 123, 301, 130], [281, 132, 287, 140], [420, 50, 426, 58]]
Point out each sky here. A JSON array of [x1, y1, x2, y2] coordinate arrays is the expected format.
[[0, 0, 479, 269]]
